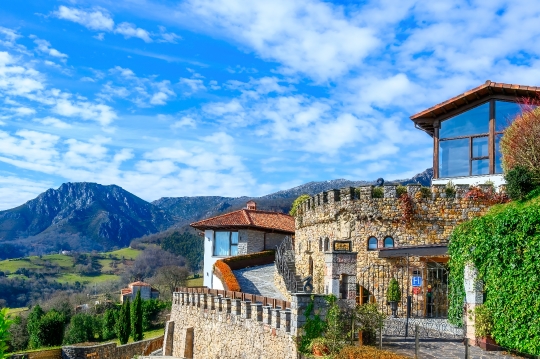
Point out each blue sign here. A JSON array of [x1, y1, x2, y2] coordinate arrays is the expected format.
[[412, 277, 422, 287]]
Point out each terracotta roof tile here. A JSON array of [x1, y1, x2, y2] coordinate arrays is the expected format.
[[130, 281, 151, 287], [190, 209, 295, 233]]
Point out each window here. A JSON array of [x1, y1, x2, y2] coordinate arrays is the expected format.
[[213, 231, 238, 256], [384, 237, 394, 248], [438, 100, 524, 177], [324, 237, 329, 252], [368, 237, 378, 251]]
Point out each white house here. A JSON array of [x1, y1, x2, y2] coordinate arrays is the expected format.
[[120, 281, 159, 302], [190, 201, 295, 289]]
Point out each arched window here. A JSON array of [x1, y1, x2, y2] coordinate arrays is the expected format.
[[319, 237, 323, 251], [384, 236, 395, 248], [367, 237, 378, 251], [324, 237, 330, 252]]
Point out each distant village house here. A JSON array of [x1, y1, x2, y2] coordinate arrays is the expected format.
[[120, 281, 159, 303]]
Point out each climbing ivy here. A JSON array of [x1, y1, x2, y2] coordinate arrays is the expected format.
[[448, 189, 540, 355]]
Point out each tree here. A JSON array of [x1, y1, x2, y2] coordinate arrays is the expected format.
[[7, 315, 29, 352], [0, 308, 13, 359], [501, 103, 540, 184], [125, 247, 186, 282], [152, 265, 189, 299], [27, 305, 45, 349], [63, 314, 94, 345], [102, 309, 117, 340], [131, 291, 144, 342], [116, 298, 131, 345], [289, 194, 310, 216]]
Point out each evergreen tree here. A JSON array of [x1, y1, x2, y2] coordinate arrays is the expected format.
[[116, 298, 131, 345], [131, 291, 144, 342], [102, 309, 117, 340], [0, 308, 14, 359], [27, 305, 45, 349]]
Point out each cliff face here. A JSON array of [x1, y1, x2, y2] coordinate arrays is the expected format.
[[0, 182, 175, 255]]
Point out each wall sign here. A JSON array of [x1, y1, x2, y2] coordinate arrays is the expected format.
[[333, 240, 352, 252], [412, 276, 422, 287]]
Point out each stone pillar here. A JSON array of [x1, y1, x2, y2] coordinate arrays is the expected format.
[[407, 184, 421, 198], [215, 295, 223, 312], [222, 298, 231, 313], [163, 320, 175, 356], [200, 293, 207, 310], [324, 250, 358, 308], [231, 299, 241, 315], [464, 264, 484, 344], [241, 300, 252, 319], [340, 187, 355, 202], [358, 186, 372, 200], [282, 309, 292, 333], [195, 293, 202, 308], [180, 292, 186, 305], [272, 306, 281, 329], [251, 303, 263, 321], [207, 294, 215, 310], [290, 294, 327, 337], [263, 306, 272, 324], [327, 189, 340, 204]]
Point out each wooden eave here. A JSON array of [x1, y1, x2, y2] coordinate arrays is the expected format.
[[410, 81, 540, 136]]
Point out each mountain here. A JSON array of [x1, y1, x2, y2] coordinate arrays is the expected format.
[[152, 168, 434, 225], [0, 168, 432, 259], [0, 182, 174, 258]]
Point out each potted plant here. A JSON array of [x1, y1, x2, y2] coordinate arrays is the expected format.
[[472, 305, 499, 351], [386, 278, 401, 318], [309, 337, 330, 357]]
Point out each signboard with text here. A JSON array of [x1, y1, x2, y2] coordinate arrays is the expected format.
[[333, 241, 352, 252], [412, 276, 422, 287]]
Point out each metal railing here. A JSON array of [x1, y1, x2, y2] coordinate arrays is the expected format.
[[275, 236, 298, 293]]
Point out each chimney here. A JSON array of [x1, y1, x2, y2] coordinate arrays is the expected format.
[[246, 201, 256, 210]]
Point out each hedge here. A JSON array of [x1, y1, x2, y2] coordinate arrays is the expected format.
[[448, 189, 540, 355], [213, 251, 276, 292], [213, 260, 241, 292]]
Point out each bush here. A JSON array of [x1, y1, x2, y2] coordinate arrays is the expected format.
[[418, 186, 432, 199], [102, 309, 117, 340], [372, 187, 384, 198], [63, 314, 96, 345], [355, 303, 385, 345], [396, 185, 407, 197], [445, 181, 456, 198], [298, 295, 326, 354], [335, 346, 409, 359], [472, 305, 493, 338], [386, 278, 401, 302], [0, 308, 13, 359], [289, 194, 310, 216], [448, 191, 540, 355], [500, 104, 540, 183], [505, 166, 538, 200]]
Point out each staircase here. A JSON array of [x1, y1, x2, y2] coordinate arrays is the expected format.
[[275, 236, 305, 293]]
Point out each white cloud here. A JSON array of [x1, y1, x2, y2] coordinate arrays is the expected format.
[[158, 26, 181, 43], [170, 116, 196, 129], [32, 38, 68, 60], [94, 33, 105, 41], [54, 6, 114, 31], [36, 117, 72, 129], [115, 22, 153, 43], [179, 78, 206, 95], [0, 176, 54, 210]]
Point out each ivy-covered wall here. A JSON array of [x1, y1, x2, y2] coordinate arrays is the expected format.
[[448, 190, 540, 355]]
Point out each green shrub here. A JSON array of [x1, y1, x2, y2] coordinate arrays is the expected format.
[[355, 303, 385, 345], [289, 194, 310, 216], [472, 305, 493, 338], [63, 314, 94, 345], [372, 187, 384, 198], [448, 191, 540, 355], [0, 308, 13, 359], [505, 166, 538, 200], [298, 295, 326, 354], [419, 186, 432, 199], [445, 181, 456, 198], [386, 278, 401, 302], [396, 185, 407, 197], [102, 309, 117, 340]]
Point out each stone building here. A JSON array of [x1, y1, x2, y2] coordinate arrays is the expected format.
[[120, 281, 159, 303], [191, 201, 295, 289], [284, 81, 540, 318]]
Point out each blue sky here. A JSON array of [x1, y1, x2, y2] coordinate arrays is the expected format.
[[1, 0, 540, 209]]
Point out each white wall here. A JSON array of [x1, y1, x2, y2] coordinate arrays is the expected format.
[[432, 174, 505, 188], [203, 229, 216, 288]]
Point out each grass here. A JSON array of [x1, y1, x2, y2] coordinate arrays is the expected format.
[[0, 247, 142, 284], [186, 277, 203, 287], [6, 307, 29, 316]]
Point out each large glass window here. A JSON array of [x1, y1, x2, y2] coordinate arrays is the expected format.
[[213, 231, 238, 256], [438, 100, 524, 178], [495, 101, 521, 131], [440, 102, 489, 138], [440, 139, 469, 177]]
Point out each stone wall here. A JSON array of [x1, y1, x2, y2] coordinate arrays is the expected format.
[[294, 184, 493, 293], [238, 229, 287, 255], [61, 335, 163, 359], [170, 291, 327, 359]]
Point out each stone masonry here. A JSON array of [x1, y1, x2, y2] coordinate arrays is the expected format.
[[293, 184, 493, 295], [169, 291, 327, 359]]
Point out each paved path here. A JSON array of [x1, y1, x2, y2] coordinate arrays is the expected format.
[[233, 263, 286, 300], [383, 337, 523, 359]]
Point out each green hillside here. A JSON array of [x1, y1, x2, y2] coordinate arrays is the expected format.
[[0, 248, 142, 285]]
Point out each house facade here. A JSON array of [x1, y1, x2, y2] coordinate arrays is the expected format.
[[191, 201, 295, 289], [120, 281, 159, 303], [285, 81, 538, 318]]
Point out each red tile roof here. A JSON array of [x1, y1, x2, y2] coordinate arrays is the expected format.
[[190, 209, 295, 233], [410, 80, 540, 135], [130, 281, 151, 287], [121, 289, 132, 295]]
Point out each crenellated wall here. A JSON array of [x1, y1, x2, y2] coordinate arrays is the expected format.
[[169, 291, 327, 359], [293, 184, 495, 294]]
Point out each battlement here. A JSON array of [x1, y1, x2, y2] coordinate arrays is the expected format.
[[298, 183, 499, 215]]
